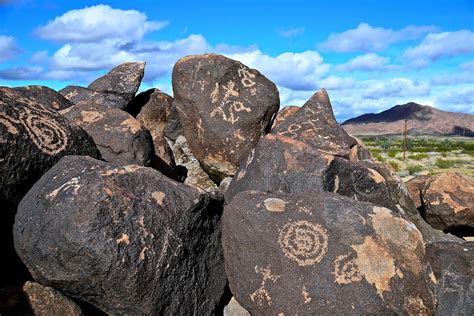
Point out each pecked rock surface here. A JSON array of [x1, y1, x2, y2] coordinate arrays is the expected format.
[[60, 86, 130, 110], [173, 54, 279, 181], [419, 172, 474, 233], [61, 101, 154, 167], [425, 241, 474, 315], [272, 89, 356, 157], [13, 85, 73, 111], [13, 156, 227, 315], [272, 105, 300, 129], [222, 191, 436, 315]]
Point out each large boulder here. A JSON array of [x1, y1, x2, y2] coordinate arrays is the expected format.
[[425, 241, 474, 315], [13, 156, 227, 315], [272, 105, 300, 129], [406, 175, 430, 209], [272, 89, 356, 157], [61, 101, 154, 167], [13, 85, 73, 111], [60, 85, 130, 110], [420, 172, 474, 233], [223, 191, 436, 314], [173, 54, 279, 181]]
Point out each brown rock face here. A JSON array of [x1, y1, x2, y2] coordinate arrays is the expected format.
[[61, 101, 154, 167], [420, 172, 474, 233], [173, 54, 279, 182], [406, 175, 431, 209], [272, 89, 357, 157], [13, 85, 73, 111], [60, 85, 130, 111], [223, 191, 436, 315], [272, 105, 300, 129]]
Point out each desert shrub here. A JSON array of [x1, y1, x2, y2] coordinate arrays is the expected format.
[[370, 148, 382, 155], [409, 153, 428, 160], [387, 149, 398, 157], [441, 152, 448, 157], [381, 139, 392, 151], [435, 158, 457, 169], [411, 147, 430, 153], [388, 161, 400, 171], [407, 164, 423, 175], [373, 154, 385, 162]]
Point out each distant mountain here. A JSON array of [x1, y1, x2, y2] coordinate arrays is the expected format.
[[341, 102, 474, 136]]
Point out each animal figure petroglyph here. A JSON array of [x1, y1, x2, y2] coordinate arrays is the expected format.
[[333, 253, 363, 285], [250, 265, 281, 307]]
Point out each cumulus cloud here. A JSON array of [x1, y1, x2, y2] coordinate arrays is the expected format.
[[0, 66, 43, 80], [362, 78, 430, 99], [320, 22, 438, 52], [278, 27, 305, 38], [335, 53, 390, 72], [0, 35, 20, 62], [403, 30, 474, 67], [34, 4, 167, 43], [436, 87, 474, 114]]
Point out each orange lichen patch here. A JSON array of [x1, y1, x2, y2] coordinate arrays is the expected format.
[[352, 236, 396, 298], [367, 168, 385, 184], [80, 110, 104, 123], [120, 118, 143, 134], [116, 233, 130, 245], [264, 198, 286, 213], [152, 191, 165, 205], [283, 150, 304, 171], [370, 206, 424, 275], [427, 172, 474, 214]]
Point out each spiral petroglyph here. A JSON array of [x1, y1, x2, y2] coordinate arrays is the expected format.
[[18, 105, 69, 155], [278, 220, 328, 266], [333, 253, 363, 285]]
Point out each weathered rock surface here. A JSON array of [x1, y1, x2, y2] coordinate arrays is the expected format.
[[171, 135, 218, 191], [0, 281, 83, 316], [406, 175, 430, 209], [272, 89, 356, 157], [223, 297, 250, 316], [425, 241, 474, 315], [88, 62, 145, 102], [14, 156, 227, 315], [272, 105, 300, 129], [60, 85, 130, 110], [420, 172, 474, 233], [13, 86, 73, 111], [61, 101, 154, 167], [163, 103, 183, 141], [173, 54, 279, 181], [223, 191, 436, 314]]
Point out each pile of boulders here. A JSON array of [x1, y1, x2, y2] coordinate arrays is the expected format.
[[1, 54, 472, 315]]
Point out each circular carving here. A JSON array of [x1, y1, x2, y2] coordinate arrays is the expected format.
[[19, 106, 69, 155], [278, 220, 328, 266], [333, 253, 362, 284]]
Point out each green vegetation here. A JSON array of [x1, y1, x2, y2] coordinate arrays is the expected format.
[[408, 153, 428, 160], [387, 149, 398, 157], [435, 158, 457, 169], [388, 161, 400, 171], [407, 164, 423, 175]]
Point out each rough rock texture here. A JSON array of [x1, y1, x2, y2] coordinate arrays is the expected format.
[[173, 54, 279, 181], [171, 135, 218, 191], [406, 175, 430, 209], [0, 281, 83, 316], [61, 101, 154, 167], [425, 241, 474, 315], [272, 89, 356, 157], [223, 297, 250, 316], [14, 156, 227, 315], [13, 86, 73, 111], [163, 103, 183, 141], [420, 172, 474, 232], [225, 134, 332, 202], [272, 105, 300, 128], [60, 85, 130, 110], [223, 191, 436, 315], [88, 62, 145, 102], [349, 136, 372, 162]]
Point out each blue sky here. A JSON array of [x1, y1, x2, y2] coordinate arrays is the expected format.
[[0, 0, 473, 121]]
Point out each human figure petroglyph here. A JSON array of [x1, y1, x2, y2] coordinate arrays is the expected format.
[[210, 100, 251, 124], [333, 253, 363, 285], [250, 265, 281, 307], [238, 66, 256, 87], [278, 220, 329, 266]]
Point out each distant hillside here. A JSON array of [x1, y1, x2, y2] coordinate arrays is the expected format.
[[342, 102, 474, 136]]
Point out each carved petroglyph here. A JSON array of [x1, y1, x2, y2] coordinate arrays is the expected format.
[[120, 118, 142, 134], [238, 66, 256, 87], [0, 113, 19, 134], [116, 233, 130, 245], [209, 78, 252, 124], [264, 198, 286, 212], [333, 253, 363, 285], [157, 228, 183, 270], [151, 191, 165, 205], [210, 100, 251, 124], [250, 265, 281, 307], [47, 177, 81, 200], [80, 110, 104, 123], [367, 168, 385, 184], [278, 220, 328, 266], [302, 286, 312, 304]]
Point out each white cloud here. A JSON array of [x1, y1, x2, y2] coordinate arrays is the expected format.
[[34, 4, 167, 43], [361, 78, 430, 99], [278, 27, 305, 38], [403, 30, 474, 67], [228, 50, 330, 91], [0, 35, 19, 62], [320, 22, 438, 52], [335, 53, 390, 72], [0, 66, 43, 80], [435, 86, 474, 114]]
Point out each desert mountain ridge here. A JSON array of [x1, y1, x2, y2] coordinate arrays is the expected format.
[[341, 102, 474, 136]]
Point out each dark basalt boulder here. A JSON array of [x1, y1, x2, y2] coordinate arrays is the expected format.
[[13, 156, 227, 315], [425, 241, 474, 315], [59, 85, 130, 110], [173, 54, 279, 182], [406, 175, 431, 209], [163, 103, 183, 141], [420, 172, 474, 234], [13, 85, 73, 111], [272, 105, 300, 129], [272, 89, 357, 157], [0, 87, 101, 285], [61, 101, 154, 167], [222, 191, 436, 315]]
